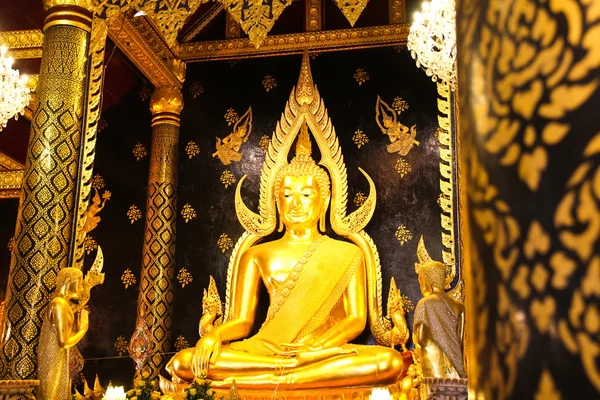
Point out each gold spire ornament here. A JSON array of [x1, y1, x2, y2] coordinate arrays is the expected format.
[[199, 276, 223, 337]]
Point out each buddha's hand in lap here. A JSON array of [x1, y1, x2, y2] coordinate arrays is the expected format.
[[192, 332, 221, 378], [277, 342, 359, 365]]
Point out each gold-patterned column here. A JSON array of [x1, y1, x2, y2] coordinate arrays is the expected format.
[[135, 86, 182, 378], [457, 1, 600, 397], [0, 0, 93, 380]]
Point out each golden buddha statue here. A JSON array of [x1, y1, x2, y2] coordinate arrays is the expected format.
[[166, 51, 411, 391], [38, 248, 104, 399], [413, 237, 465, 379]]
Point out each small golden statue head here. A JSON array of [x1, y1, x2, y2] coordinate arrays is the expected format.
[[55, 267, 84, 301], [274, 123, 331, 232], [415, 236, 446, 295]]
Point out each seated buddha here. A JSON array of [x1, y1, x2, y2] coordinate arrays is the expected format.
[[168, 128, 407, 389]]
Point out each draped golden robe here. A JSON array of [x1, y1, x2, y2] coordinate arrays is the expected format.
[[38, 319, 70, 399], [414, 293, 465, 378], [230, 236, 361, 355]]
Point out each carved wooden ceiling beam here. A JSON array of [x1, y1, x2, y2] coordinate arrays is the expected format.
[[180, 24, 409, 62], [107, 14, 184, 88]]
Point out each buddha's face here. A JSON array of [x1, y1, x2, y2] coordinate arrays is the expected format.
[[418, 274, 432, 297], [278, 175, 324, 230]]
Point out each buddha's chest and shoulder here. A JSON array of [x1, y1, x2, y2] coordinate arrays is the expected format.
[[245, 237, 360, 292]]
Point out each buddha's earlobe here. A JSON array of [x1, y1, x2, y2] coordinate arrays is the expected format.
[[276, 200, 284, 232], [319, 195, 330, 233]]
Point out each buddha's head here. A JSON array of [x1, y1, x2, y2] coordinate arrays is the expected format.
[[416, 261, 446, 296], [55, 267, 84, 303], [274, 124, 331, 232]]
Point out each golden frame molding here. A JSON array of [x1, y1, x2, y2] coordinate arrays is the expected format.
[[0, 171, 23, 199], [180, 24, 409, 62], [0, 30, 44, 59]]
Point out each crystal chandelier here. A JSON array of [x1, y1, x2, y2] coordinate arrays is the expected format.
[[407, 0, 457, 90], [0, 45, 31, 131]]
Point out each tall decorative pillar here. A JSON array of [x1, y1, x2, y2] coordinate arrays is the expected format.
[[0, 0, 93, 380], [135, 86, 182, 378], [457, 1, 600, 398]]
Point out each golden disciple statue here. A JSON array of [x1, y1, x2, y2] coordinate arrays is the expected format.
[[166, 51, 411, 390], [413, 237, 465, 379], [38, 248, 105, 399]]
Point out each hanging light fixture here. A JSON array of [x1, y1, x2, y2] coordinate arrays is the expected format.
[[0, 45, 31, 131], [407, 0, 457, 91]]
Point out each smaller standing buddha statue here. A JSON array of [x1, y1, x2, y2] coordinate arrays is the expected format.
[[413, 237, 465, 379], [38, 249, 105, 399]]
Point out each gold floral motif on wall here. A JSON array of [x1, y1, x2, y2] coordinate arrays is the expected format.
[[392, 96, 409, 113], [395, 225, 413, 246], [83, 236, 98, 255], [133, 143, 148, 161], [181, 203, 197, 222], [214, 107, 253, 165], [121, 269, 136, 288], [259, 135, 271, 153], [262, 74, 278, 92], [127, 205, 142, 223], [354, 191, 367, 207], [220, 170, 237, 188], [217, 233, 233, 253], [174, 335, 190, 352], [91, 174, 105, 191], [177, 268, 193, 288], [354, 68, 369, 85], [352, 129, 369, 148], [7, 237, 13, 252], [376, 96, 418, 156], [189, 82, 204, 98], [138, 85, 152, 101], [224, 108, 240, 126], [394, 157, 412, 178], [185, 141, 200, 159], [114, 336, 129, 356]]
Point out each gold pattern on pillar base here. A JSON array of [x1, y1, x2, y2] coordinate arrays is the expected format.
[[0, 24, 90, 380], [150, 86, 184, 127]]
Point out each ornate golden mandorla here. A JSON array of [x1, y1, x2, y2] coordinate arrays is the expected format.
[[163, 50, 414, 397]]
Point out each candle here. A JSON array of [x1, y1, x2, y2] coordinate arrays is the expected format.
[[104, 386, 127, 400]]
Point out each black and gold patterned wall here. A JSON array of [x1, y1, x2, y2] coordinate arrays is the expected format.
[[457, 0, 600, 398], [0, 47, 447, 386]]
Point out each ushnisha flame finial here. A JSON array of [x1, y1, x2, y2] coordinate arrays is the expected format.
[[415, 235, 434, 273], [295, 49, 315, 105], [295, 123, 312, 156]]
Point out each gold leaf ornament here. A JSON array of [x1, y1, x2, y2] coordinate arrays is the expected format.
[[354, 68, 370, 85], [220, 170, 237, 188], [181, 203, 197, 222], [177, 268, 193, 287], [174, 335, 190, 352], [114, 336, 129, 356], [262, 74, 278, 92], [186, 141, 200, 159], [127, 205, 143, 223], [395, 225, 413, 246], [133, 143, 148, 161], [217, 233, 234, 253], [121, 269, 137, 288], [394, 158, 412, 177], [352, 129, 369, 148]]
